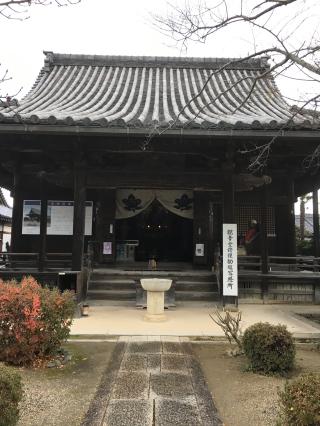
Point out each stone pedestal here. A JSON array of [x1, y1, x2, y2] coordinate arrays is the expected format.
[[140, 278, 172, 322]]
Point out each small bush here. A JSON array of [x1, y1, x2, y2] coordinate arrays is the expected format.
[[243, 322, 295, 374], [0, 363, 23, 426], [278, 373, 320, 425], [0, 276, 75, 365]]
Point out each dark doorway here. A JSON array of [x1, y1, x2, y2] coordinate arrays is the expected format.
[[115, 200, 193, 262]]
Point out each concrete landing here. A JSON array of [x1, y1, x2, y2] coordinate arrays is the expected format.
[[82, 341, 222, 426], [71, 302, 320, 338]]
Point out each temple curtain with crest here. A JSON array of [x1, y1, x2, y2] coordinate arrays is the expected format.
[[116, 189, 194, 219]]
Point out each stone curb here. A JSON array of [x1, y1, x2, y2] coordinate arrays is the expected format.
[[81, 342, 126, 426], [183, 342, 223, 426]]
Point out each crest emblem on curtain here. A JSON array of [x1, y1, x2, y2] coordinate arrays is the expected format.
[[174, 194, 193, 211], [122, 194, 142, 212], [116, 189, 194, 219]]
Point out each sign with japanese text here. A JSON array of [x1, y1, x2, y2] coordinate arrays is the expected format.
[[22, 200, 93, 235], [223, 223, 238, 296]]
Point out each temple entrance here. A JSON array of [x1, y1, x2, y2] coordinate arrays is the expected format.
[[116, 199, 193, 262]]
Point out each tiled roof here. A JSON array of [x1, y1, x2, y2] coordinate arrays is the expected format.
[[0, 189, 12, 222], [0, 52, 317, 131]]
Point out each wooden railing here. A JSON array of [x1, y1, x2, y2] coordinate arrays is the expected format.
[[238, 255, 320, 274], [0, 252, 72, 270]]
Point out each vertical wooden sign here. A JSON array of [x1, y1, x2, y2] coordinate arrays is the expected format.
[[223, 223, 238, 296]]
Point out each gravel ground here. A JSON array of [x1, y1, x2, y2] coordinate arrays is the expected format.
[[17, 342, 116, 426], [14, 340, 320, 426], [192, 342, 320, 426]]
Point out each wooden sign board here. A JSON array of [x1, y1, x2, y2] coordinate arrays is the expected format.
[[222, 223, 238, 296]]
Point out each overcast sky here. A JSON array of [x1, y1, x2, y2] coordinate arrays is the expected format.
[[1, 0, 319, 209], [1, 0, 319, 100]]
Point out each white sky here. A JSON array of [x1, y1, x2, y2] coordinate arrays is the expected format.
[[1, 0, 319, 100], [0, 0, 319, 210]]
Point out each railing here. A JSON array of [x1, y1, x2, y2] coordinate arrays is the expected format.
[[238, 255, 320, 274], [0, 252, 39, 269], [218, 255, 320, 302], [0, 252, 73, 270]]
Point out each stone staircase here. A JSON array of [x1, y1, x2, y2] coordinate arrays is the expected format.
[[86, 268, 219, 302]]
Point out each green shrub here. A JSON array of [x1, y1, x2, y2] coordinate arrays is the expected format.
[[243, 322, 295, 374], [0, 364, 23, 426], [278, 374, 320, 425], [0, 276, 75, 365]]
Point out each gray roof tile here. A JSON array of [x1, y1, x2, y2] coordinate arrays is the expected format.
[[0, 52, 318, 130]]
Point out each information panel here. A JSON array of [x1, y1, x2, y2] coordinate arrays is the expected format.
[[47, 201, 93, 235], [22, 200, 41, 235], [222, 223, 238, 296], [22, 200, 93, 235]]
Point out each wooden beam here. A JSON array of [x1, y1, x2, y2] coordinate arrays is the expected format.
[[71, 167, 86, 271], [313, 189, 320, 257], [38, 177, 48, 272], [10, 165, 23, 253], [260, 185, 269, 275]]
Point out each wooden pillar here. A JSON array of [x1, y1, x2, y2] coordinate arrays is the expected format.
[[260, 185, 269, 274], [72, 167, 86, 271], [38, 177, 48, 272], [95, 189, 116, 264], [287, 177, 296, 257], [223, 172, 235, 223], [313, 189, 320, 257], [10, 167, 23, 253]]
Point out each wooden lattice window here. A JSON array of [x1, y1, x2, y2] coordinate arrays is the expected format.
[[235, 205, 275, 236]]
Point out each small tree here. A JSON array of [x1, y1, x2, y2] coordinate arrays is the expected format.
[[210, 309, 243, 354]]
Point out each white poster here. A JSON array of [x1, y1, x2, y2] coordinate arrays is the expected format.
[[195, 243, 204, 256], [22, 200, 41, 235], [223, 223, 238, 296], [47, 201, 93, 235], [22, 200, 93, 235], [103, 241, 112, 255]]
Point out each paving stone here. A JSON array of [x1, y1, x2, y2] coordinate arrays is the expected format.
[[161, 336, 180, 342], [148, 354, 161, 372], [150, 372, 194, 398], [161, 354, 190, 373], [121, 354, 148, 371], [127, 341, 162, 354], [148, 335, 161, 342], [155, 399, 202, 426], [112, 371, 149, 399], [131, 335, 147, 342], [104, 399, 153, 426], [162, 342, 188, 355]]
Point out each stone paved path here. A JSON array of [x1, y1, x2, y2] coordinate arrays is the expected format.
[[83, 340, 222, 426]]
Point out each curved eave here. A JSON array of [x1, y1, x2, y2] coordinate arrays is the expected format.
[[0, 122, 320, 139]]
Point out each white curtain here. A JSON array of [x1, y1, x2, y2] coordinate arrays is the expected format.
[[156, 190, 193, 219], [116, 189, 154, 219], [116, 189, 193, 219]]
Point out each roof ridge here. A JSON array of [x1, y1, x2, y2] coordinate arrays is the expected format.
[[43, 51, 270, 70], [0, 188, 10, 208]]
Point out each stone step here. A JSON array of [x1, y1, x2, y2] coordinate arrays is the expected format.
[[175, 281, 217, 292], [87, 269, 218, 302], [90, 271, 215, 282], [175, 291, 219, 301], [89, 280, 136, 290], [87, 289, 136, 300]]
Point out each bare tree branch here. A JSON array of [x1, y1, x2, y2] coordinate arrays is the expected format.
[[0, 0, 80, 19], [153, 0, 320, 171]]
